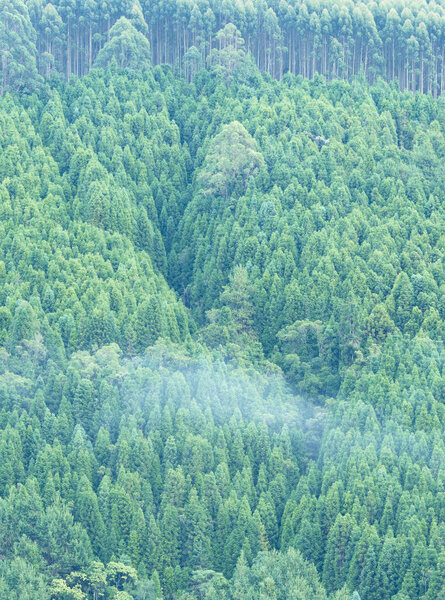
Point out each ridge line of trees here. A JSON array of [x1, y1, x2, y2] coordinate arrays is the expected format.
[[4, 0, 445, 95]]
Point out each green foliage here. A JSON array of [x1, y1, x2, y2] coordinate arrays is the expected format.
[[0, 0, 40, 94], [94, 17, 151, 72], [0, 41, 444, 600], [231, 548, 328, 600], [197, 121, 265, 201]]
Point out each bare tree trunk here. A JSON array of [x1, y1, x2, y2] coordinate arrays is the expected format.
[[420, 51, 424, 93], [442, 49, 444, 94], [164, 19, 167, 63], [67, 24, 71, 79], [312, 39, 315, 77], [89, 25, 92, 70], [392, 38, 395, 80], [76, 28, 79, 76]]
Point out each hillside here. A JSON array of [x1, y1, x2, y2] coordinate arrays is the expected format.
[[0, 9, 444, 600]]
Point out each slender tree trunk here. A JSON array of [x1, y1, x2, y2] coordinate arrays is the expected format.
[[352, 40, 356, 76], [392, 38, 395, 80], [420, 51, 423, 93], [76, 28, 79, 76], [312, 39, 315, 77], [67, 23, 71, 79], [324, 38, 327, 75], [164, 19, 167, 63], [440, 47, 445, 94], [89, 25, 92, 70]]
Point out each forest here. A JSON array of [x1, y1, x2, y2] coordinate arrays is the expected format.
[[0, 1, 444, 599], [5, 0, 445, 93]]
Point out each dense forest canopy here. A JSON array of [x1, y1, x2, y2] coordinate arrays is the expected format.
[[5, 0, 445, 93], [0, 1, 444, 600]]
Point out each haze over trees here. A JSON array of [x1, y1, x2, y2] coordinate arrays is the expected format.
[[0, 1, 444, 600]]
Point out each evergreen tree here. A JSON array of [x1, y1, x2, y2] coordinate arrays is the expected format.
[[0, 0, 40, 93]]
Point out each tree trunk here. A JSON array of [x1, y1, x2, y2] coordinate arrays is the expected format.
[[89, 25, 92, 70], [67, 23, 71, 79]]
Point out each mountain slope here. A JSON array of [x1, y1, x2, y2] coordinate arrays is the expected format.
[[0, 64, 443, 600]]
